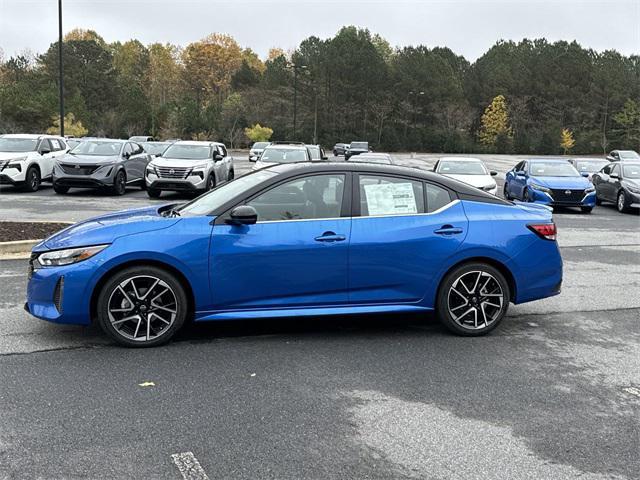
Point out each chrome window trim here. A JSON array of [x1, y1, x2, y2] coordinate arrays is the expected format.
[[252, 199, 460, 224]]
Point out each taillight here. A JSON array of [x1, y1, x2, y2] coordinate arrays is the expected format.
[[528, 223, 557, 241]]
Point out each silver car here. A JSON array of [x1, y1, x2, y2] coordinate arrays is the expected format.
[[145, 141, 234, 198]]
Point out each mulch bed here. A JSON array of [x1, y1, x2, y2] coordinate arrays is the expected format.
[[0, 222, 72, 242]]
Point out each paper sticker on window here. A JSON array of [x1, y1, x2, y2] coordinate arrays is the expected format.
[[364, 182, 417, 215]]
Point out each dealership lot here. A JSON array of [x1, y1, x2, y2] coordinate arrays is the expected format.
[[0, 153, 639, 479]]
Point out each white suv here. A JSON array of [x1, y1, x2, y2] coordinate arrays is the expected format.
[[0, 134, 69, 191], [145, 140, 234, 198]]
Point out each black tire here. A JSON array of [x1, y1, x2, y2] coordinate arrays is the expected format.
[[503, 183, 511, 200], [112, 170, 126, 196], [227, 169, 235, 181], [522, 188, 531, 202], [333, 150, 338, 156], [53, 184, 70, 194], [595, 195, 602, 206], [205, 174, 215, 191], [581, 207, 593, 214], [617, 190, 630, 213], [147, 188, 161, 199], [140, 179, 147, 190], [436, 262, 510, 336], [23, 166, 41, 192], [96, 266, 188, 347]]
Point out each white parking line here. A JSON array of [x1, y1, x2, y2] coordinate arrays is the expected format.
[[171, 452, 210, 480]]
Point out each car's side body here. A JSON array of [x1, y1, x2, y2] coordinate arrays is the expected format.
[[504, 159, 596, 209], [27, 162, 562, 329], [332, 143, 349, 156], [52, 140, 151, 192], [592, 161, 640, 212], [0, 134, 69, 190], [145, 141, 233, 193]]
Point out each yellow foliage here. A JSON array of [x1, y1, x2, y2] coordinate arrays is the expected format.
[[245, 124, 273, 143], [560, 128, 575, 154], [478, 95, 512, 146], [182, 34, 243, 95], [46, 113, 88, 137]]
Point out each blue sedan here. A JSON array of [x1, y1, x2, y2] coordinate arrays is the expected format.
[[503, 159, 596, 213], [26, 162, 563, 347]]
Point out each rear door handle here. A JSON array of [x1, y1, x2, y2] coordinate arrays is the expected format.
[[434, 225, 463, 235], [315, 231, 346, 242]]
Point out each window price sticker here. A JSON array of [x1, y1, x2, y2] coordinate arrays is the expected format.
[[364, 182, 417, 215]]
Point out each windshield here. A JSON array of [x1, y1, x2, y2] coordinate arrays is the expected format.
[[350, 142, 368, 149], [70, 141, 122, 156], [260, 147, 307, 163], [178, 170, 277, 215], [141, 142, 170, 155], [619, 151, 640, 160], [438, 160, 487, 175], [529, 162, 580, 177], [0, 138, 38, 152], [307, 146, 321, 160], [163, 144, 211, 160], [575, 160, 608, 173], [623, 165, 640, 179], [252, 142, 269, 150]]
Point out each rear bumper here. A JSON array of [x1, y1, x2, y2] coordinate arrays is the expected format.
[[510, 238, 563, 304]]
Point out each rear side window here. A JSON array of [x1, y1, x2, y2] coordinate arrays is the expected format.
[[50, 139, 62, 151], [425, 183, 452, 212], [359, 175, 425, 216]]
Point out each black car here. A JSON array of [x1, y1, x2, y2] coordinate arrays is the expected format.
[[332, 143, 349, 156], [53, 139, 152, 195], [344, 141, 370, 160], [592, 161, 640, 213]]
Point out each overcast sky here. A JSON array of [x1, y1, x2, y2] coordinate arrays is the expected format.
[[1, 0, 638, 61]]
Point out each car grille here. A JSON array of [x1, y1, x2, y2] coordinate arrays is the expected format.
[[60, 163, 100, 175], [549, 189, 586, 203], [156, 166, 190, 179]]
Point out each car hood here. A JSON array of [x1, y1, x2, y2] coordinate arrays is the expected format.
[[151, 158, 210, 168], [442, 173, 495, 189], [36, 205, 180, 251], [529, 175, 591, 189], [0, 151, 33, 160], [253, 160, 278, 169], [61, 153, 120, 164]]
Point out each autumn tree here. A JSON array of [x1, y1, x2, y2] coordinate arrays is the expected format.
[[47, 112, 88, 137], [560, 128, 575, 154], [245, 124, 274, 142], [478, 95, 513, 147]]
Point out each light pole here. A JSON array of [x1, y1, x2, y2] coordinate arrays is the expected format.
[[58, 0, 64, 136]]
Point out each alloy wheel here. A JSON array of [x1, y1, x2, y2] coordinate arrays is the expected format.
[[447, 270, 504, 330], [618, 192, 625, 212], [107, 275, 178, 342]]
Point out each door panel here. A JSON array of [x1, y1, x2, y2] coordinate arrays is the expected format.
[[209, 219, 351, 309], [349, 202, 467, 304]]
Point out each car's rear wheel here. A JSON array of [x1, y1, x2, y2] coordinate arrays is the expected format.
[[96, 266, 188, 347], [112, 170, 126, 196], [53, 184, 69, 194], [147, 188, 161, 198], [617, 190, 629, 213], [436, 263, 510, 336], [23, 166, 41, 192]]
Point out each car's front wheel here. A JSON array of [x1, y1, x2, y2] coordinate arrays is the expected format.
[[112, 170, 126, 196], [23, 166, 41, 192], [503, 184, 511, 200], [436, 263, 510, 336], [96, 266, 188, 347], [617, 190, 630, 213]]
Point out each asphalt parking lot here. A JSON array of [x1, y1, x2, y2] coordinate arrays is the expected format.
[[0, 153, 638, 479]]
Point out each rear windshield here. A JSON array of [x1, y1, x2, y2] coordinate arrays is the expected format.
[[575, 160, 608, 173], [141, 142, 170, 155], [252, 142, 269, 149], [529, 162, 579, 177], [0, 138, 38, 152], [438, 160, 487, 175], [350, 142, 368, 149], [261, 147, 308, 163], [163, 144, 211, 160]]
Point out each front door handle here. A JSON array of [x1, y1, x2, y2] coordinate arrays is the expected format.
[[315, 231, 346, 242], [434, 225, 463, 235]]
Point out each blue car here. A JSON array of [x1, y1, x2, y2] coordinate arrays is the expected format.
[[26, 162, 563, 347], [503, 159, 596, 213]]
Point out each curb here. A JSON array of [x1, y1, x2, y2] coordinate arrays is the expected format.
[[0, 239, 40, 257]]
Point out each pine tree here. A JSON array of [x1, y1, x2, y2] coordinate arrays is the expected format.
[[478, 95, 513, 147], [560, 128, 575, 155]]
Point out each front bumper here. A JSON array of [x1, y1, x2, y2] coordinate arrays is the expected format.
[[0, 164, 27, 184], [529, 188, 596, 207], [52, 163, 116, 189], [146, 177, 206, 191]]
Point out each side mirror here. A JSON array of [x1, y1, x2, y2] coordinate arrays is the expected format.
[[610, 172, 619, 179], [40, 148, 51, 155], [214, 153, 223, 161], [490, 171, 498, 176], [226, 205, 258, 225]]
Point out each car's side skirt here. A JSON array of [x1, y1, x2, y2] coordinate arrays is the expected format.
[[195, 304, 432, 321]]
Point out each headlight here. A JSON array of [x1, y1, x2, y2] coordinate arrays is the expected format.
[[36, 244, 109, 267], [146, 165, 158, 176], [530, 183, 551, 193], [625, 184, 640, 194]]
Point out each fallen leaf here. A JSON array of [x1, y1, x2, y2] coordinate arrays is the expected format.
[[138, 381, 155, 387]]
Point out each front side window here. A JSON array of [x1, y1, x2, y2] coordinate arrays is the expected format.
[[247, 174, 345, 222], [359, 175, 425, 216], [50, 139, 61, 151], [611, 164, 620, 176], [601, 164, 612, 175]]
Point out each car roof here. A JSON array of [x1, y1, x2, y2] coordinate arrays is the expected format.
[[82, 138, 126, 143], [173, 140, 221, 146], [527, 158, 568, 162], [439, 156, 482, 162], [1, 133, 61, 139]]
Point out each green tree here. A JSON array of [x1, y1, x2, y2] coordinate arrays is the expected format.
[[613, 99, 640, 149], [245, 123, 274, 142], [479, 95, 513, 147]]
